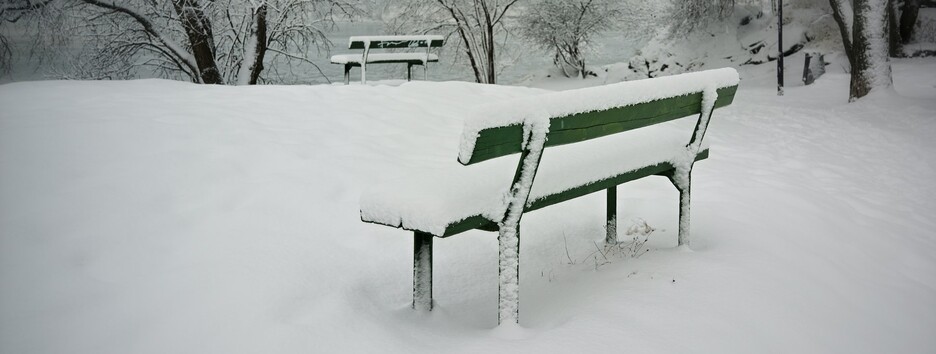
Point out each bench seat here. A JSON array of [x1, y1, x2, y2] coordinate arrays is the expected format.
[[360, 116, 709, 237], [330, 53, 440, 66]]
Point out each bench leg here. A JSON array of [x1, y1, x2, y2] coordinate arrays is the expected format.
[[361, 63, 367, 84], [407, 64, 413, 81], [344, 64, 351, 85], [498, 223, 520, 324], [496, 120, 548, 325], [676, 176, 690, 247], [606, 186, 617, 245], [665, 169, 692, 247], [413, 231, 433, 311]]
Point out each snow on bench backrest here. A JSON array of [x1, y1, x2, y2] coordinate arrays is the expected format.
[[348, 35, 445, 49], [458, 68, 740, 165]]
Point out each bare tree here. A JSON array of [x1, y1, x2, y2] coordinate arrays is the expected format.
[[2, 0, 359, 84], [887, 0, 921, 56], [519, 0, 620, 78], [1, 0, 58, 76], [383, 0, 520, 84], [898, 0, 919, 44], [667, 0, 738, 36], [829, 0, 893, 101]]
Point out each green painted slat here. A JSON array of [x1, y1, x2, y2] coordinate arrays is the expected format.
[[441, 215, 497, 237], [525, 149, 709, 212], [362, 149, 710, 237], [468, 86, 736, 153], [463, 85, 736, 165], [349, 39, 445, 49], [341, 58, 439, 67], [435, 149, 710, 238]]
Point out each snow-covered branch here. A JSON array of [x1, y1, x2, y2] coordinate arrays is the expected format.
[[78, 0, 201, 81], [4, 0, 359, 84]]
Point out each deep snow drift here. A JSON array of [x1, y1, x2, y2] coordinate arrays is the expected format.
[[1, 57, 935, 353]]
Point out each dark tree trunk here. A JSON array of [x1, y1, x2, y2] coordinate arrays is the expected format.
[[172, 0, 223, 84], [850, 0, 891, 100], [829, 0, 854, 60], [829, 0, 893, 101], [481, 2, 496, 84], [888, 0, 902, 57], [900, 0, 920, 44], [485, 23, 495, 84], [778, 0, 784, 95], [247, 5, 268, 85]]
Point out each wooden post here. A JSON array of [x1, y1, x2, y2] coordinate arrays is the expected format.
[[606, 186, 617, 245], [413, 231, 433, 311]]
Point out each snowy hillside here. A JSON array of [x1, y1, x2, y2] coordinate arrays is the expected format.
[[2, 57, 936, 353]]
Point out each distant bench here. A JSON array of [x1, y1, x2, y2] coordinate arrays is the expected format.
[[360, 68, 740, 324], [330, 35, 444, 85]]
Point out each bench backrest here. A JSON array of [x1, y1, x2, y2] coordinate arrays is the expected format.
[[348, 35, 445, 50], [458, 68, 740, 165]]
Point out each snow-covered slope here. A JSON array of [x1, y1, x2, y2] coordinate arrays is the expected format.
[[2, 59, 935, 353]]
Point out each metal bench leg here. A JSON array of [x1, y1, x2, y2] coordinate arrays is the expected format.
[[606, 186, 617, 245], [344, 64, 351, 85], [407, 64, 413, 81], [413, 231, 433, 311], [665, 169, 692, 247], [498, 223, 521, 324], [496, 123, 548, 325], [425, 46, 430, 80], [676, 174, 691, 247]]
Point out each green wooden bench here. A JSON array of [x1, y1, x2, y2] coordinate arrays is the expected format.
[[360, 68, 739, 324], [330, 35, 444, 85]]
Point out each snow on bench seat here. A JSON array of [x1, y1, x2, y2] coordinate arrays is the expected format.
[[360, 68, 739, 236], [347, 35, 444, 49], [329, 53, 439, 65], [360, 117, 705, 236]]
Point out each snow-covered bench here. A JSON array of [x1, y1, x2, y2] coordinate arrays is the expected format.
[[330, 35, 444, 85], [360, 68, 740, 324]]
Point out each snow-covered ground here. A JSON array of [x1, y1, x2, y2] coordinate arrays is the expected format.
[[2, 55, 935, 353]]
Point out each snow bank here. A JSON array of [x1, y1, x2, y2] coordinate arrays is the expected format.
[[2, 59, 936, 353]]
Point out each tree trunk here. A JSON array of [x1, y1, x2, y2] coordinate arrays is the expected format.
[[850, 0, 893, 100], [172, 0, 223, 84], [900, 0, 920, 44], [247, 5, 268, 85], [485, 23, 495, 84], [829, 0, 854, 59], [480, 0, 496, 84], [888, 0, 902, 57]]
